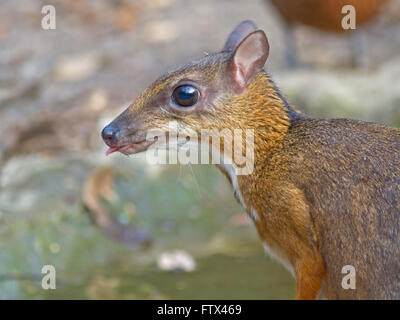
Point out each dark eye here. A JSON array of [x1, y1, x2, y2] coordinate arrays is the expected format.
[[172, 85, 199, 107]]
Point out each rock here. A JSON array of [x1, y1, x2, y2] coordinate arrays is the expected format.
[[86, 89, 109, 112], [53, 53, 105, 82], [276, 56, 400, 126], [145, 20, 179, 43], [157, 250, 196, 272]]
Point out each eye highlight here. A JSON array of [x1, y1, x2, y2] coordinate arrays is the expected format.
[[172, 85, 199, 107]]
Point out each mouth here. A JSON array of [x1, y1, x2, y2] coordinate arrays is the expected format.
[[105, 139, 156, 156]]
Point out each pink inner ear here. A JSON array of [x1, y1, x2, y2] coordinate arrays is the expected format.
[[230, 30, 269, 91], [235, 61, 247, 88]]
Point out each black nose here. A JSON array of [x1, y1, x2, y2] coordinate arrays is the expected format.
[[101, 124, 120, 146]]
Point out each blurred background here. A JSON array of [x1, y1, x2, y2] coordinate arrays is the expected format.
[[0, 0, 400, 299]]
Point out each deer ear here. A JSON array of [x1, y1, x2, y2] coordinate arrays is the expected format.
[[223, 20, 258, 52], [228, 30, 269, 92]]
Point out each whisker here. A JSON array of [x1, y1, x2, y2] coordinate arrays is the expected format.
[[189, 162, 202, 198], [160, 106, 185, 119]]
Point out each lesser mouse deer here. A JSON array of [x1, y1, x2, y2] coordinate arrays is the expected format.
[[102, 20, 400, 299]]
